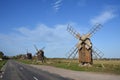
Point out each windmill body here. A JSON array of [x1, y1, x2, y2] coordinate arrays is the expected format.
[[26, 49, 32, 59], [67, 24, 104, 66], [34, 45, 45, 63], [27, 53, 32, 59], [37, 50, 44, 63], [78, 37, 93, 65]]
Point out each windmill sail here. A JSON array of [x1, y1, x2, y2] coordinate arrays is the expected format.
[[92, 46, 104, 59], [41, 47, 45, 50], [26, 49, 28, 53], [87, 23, 102, 37], [67, 50, 78, 66], [66, 45, 78, 59], [34, 45, 39, 52], [67, 24, 81, 39]]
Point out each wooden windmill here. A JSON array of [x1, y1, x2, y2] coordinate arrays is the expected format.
[[66, 23, 104, 66], [34, 45, 45, 63], [26, 49, 32, 59]]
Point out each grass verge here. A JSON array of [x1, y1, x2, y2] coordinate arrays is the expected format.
[[0, 60, 7, 70], [17, 59, 120, 75]]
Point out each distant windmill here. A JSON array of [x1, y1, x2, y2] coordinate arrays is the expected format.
[[26, 49, 32, 59], [34, 45, 45, 63], [66, 23, 104, 66]]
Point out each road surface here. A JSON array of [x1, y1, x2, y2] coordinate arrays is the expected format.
[[1, 60, 72, 80], [1, 60, 120, 80]]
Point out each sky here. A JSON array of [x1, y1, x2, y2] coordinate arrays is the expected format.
[[0, 0, 120, 58]]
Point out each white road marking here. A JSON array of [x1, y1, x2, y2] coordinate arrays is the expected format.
[[2, 71, 4, 74], [33, 76, 38, 80], [0, 75, 3, 78], [0, 71, 3, 78], [20, 67, 23, 70]]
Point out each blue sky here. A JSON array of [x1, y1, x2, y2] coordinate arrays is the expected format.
[[0, 0, 120, 58]]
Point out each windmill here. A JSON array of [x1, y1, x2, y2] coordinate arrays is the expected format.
[[26, 49, 32, 59], [34, 45, 45, 63], [66, 23, 104, 66]]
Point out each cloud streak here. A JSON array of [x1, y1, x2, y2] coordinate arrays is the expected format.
[[90, 9, 117, 24], [53, 0, 62, 12]]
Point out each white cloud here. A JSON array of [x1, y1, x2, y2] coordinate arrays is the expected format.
[[0, 23, 79, 57], [90, 10, 117, 25], [16, 24, 72, 43], [53, 0, 62, 12]]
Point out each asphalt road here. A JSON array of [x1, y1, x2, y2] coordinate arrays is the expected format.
[[2, 60, 72, 80]]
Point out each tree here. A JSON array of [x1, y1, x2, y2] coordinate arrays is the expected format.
[[0, 51, 4, 58]]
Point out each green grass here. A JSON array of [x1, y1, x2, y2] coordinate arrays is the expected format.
[[0, 60, 7, 69], [17, 59, 44, 65], [17, 59, 120, 74]]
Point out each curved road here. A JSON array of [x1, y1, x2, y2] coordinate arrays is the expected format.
[[1, 60, 72, 80]]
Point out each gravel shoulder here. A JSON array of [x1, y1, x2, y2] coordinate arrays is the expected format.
[[30, 65, 120, 80]]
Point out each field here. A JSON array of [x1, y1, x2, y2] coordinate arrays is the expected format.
[[18, 58, 120, 74], [0, 60, 7, 69]]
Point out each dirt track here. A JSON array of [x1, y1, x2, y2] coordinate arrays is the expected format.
[[30, 65, 120, 80]]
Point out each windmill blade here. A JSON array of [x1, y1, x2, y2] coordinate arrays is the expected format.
[[41, 47, 45, 50], [92, 46, 105, 68], [26, 49, 28, 53], [34, 44, 39, 52], [66, 45, 78, 59], [92, 46, 104, 59], [67, 47, 78, 59], [92, 51, 98, 59], [68, 50, 78, 66], [72, 50, 78, 59], [67, 24, 81, 39], [87, 23, 103, 37]]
